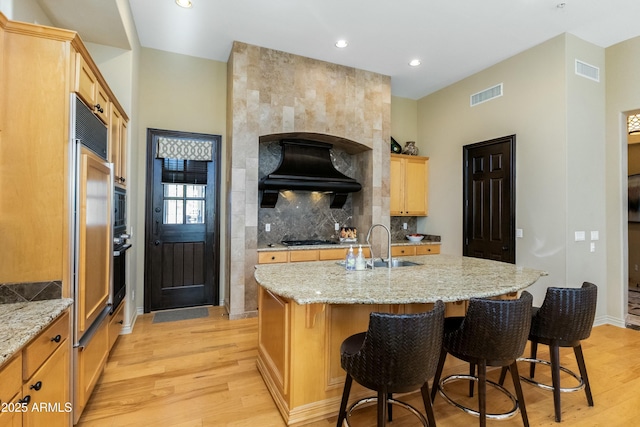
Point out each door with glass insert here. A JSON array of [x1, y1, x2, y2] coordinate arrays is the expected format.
[[145, 129, 221, 312]]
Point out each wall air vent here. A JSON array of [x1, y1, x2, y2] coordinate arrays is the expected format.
[[470, 83, 503, 107], [575, 60, 600, 82]]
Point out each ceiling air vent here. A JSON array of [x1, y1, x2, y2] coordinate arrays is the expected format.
[[575, 60, 600, 82], [470, 83, 503, 107]]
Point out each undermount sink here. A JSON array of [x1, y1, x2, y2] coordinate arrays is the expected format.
[[373, 259, 422, 268]]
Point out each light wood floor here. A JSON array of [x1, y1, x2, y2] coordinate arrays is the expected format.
[[77, 306, 640, 427]]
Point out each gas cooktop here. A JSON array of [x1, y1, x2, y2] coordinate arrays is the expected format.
[[281, 239, 338, 246]]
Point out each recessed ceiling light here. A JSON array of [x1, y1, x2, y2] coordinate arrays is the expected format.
[[335, 40, 348, 48], [409, 59, 421, 67], [176, 0, 192, 8]]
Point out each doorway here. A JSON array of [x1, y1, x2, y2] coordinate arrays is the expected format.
[[144, 129, 221, 312], [463, 135, 516, 263]]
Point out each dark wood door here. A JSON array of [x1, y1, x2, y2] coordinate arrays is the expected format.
[[144, 129, 221, 312], [463, 135, 515, 263]]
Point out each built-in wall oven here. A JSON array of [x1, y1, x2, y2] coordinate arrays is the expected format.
[[112, 186, 131, 312]]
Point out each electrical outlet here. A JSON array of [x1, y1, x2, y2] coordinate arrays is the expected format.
[[265, 223, 271, 232], [131, 290, 135, 301], [590, 242, 596, 252], [403, 223, 408, 230], [335, 223, 340, 231]]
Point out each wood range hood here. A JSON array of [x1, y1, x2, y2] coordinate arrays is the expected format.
[[259, 134, 362, 209]]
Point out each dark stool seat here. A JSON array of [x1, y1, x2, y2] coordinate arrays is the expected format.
[[502, 282, 597, 422], [336, 301, 445, 427], [431, 292, 533, 427]]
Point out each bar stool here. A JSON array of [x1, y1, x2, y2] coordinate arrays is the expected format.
[[503, 282, 597, 422], [431, 292, 533, 427], [336, 301, 445, 427]]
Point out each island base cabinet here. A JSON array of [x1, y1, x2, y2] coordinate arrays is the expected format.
[[22, 343, 70, 427], [258, 287, 452, 426]]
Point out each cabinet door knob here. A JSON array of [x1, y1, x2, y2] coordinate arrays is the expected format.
[[20, 395, 31, 405], [117, 320, 124, 325], [30, 381, 42, 391], [271, 256, 276, 260], [51, 334, 62, 343]]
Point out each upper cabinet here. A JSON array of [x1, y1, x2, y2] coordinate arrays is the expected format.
[[0, 14, 128, 285], [109, 104, 128, 187], [75, 54, 109, 124], [390, 153, 429, 216]]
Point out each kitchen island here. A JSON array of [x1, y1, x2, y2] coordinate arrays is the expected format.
[[254, 254, 546, 426]]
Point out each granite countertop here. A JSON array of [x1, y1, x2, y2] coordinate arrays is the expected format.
[[257, 239, 441, 252], [0, 298, 73, 367], [254, 254, 547, 305]]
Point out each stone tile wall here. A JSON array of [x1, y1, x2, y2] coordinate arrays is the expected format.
[[227, 42, 391, 319]]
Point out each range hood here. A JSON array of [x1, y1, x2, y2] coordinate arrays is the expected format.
[[259, 139, 362, 209]]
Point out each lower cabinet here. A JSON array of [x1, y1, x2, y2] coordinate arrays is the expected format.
[[0, 310, 71, 427], [75, 317, 109, 423], [0, 354, 23, 427], [22, 343, 70, 427]]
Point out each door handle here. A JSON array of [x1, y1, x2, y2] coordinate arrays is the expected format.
[[155, 240, 161, 246]]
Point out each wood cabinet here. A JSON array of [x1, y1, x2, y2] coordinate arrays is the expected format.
[[0, 310, 71, 427], [390, 154, 429, 216], [109, 104, 128, 188], [391, 243, 440, 257], [108, 303, 125, 350], [75, 54, 109, 124], [0, 15, 127, 287], [76, 318, 108, 421], [258, 247, 372, 264], [0, 354, 22, 427]]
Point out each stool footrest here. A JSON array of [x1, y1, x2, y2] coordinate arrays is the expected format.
[[518, 357, 585, 393], [438, 374, 520, 420], [345, 396, 428, 427]]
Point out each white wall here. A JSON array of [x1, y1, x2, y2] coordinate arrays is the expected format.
[[606, 36, 640, 325], [137, 48, 227, 311], [0, 0, 52, 25], [415, 34, 609, 314]]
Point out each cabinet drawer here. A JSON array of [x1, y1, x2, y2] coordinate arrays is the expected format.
[[108, 303, 125, 350], [258, 251, 288, 264], [318, 248, 348, 260], [23, 311, 69, 380], [22, 342, 70, 427], [289, 250, 318, 262], [416, 244, 440, 255], [0, 353, 22, 404], [391, 246, 416, 257]]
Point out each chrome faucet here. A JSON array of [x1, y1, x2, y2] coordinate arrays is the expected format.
[[365, 223, 392, 268]]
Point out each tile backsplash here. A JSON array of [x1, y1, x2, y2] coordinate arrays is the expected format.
[[0, 281, 62, 304]]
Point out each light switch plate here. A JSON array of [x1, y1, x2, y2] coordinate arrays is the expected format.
[[591, 231, 599, 241], [265, 223, 271, 232], [575, 231, 586, 241], [516, 229, 523, 238]]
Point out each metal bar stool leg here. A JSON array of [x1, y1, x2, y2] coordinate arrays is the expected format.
[[470, 362, 476, 397], [478, 362, 487, 427], [337, 374, 352, 427], [377, 390, 386, 427], [574, 344, 594, 406], [431, 349, 447, 401], [421, 382, 437, 427], [509, 361, 530, 427], [550, 343, 562, 422], [529, 340, 538, 378]]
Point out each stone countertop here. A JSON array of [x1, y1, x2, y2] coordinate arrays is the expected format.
[[257, 239, 442, 252], [254, 254, 547, 305], [0, 298, 73, 367]]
